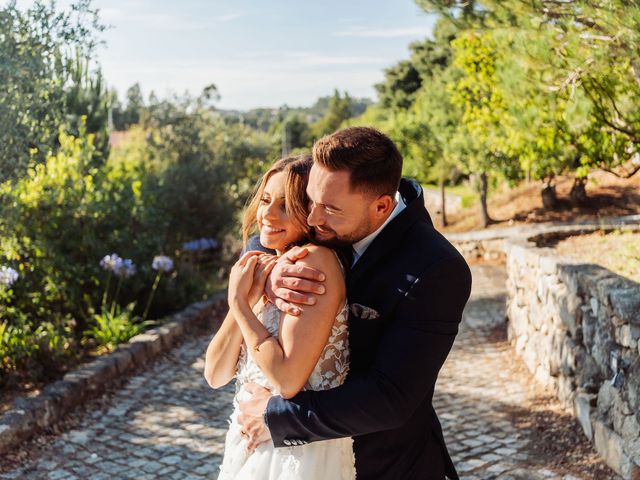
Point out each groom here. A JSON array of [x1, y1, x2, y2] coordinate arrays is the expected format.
[[239, 126, 472, 479]]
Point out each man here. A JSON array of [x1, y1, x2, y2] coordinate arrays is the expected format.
[[240, 126, 472, 479]]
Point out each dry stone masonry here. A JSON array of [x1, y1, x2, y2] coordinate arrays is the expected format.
[[504, 234, 640, 479]]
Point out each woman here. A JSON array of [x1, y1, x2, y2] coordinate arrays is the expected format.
[[204, 155, 355, 480]]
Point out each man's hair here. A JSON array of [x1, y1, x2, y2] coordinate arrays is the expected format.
[[312, 126, 403, 197]]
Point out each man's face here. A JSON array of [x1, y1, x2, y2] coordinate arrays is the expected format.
[[306, 163, 376, 248]]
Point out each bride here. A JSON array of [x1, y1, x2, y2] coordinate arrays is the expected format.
[[204, 154, 355, 479]]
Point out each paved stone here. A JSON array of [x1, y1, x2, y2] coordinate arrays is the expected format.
[[0, 264, 620, 479], [435, 264, 619, 479]]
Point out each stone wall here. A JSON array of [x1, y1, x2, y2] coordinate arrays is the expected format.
[[504, 236, 640, 479]]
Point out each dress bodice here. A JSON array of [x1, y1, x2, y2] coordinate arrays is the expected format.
[[234, 300, 350, 398]]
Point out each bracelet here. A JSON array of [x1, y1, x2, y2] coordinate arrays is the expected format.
[[253, 335, 272, 353]]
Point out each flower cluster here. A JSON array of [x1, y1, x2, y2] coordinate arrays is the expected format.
[[182, 238, 219, 252], [152, 255, 174, 273], [118, 259, 137, 278], [100, 254, 136, 278], [0, 266, 19, 287]]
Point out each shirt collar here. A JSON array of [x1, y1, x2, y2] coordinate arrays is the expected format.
[[352, 191, 406, 265]]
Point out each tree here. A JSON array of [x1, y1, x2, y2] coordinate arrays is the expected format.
[[415, 0, 640, 200], [375, 60, 422, 111], [0, 0, 104, 181], [448, 31, 522, 226], [311, 90, 355, 139], [64, 50, 111, 164]]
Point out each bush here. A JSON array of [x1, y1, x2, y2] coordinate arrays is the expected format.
[[0, 111, 271, 382]]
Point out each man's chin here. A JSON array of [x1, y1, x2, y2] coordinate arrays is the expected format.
[[310, 230, 351, 249]]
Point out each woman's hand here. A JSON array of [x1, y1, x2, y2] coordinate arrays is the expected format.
[[247, 254, 277, 307], [228, 251, 277, 309]]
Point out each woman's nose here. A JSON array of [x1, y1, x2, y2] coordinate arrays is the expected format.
[[263, 201, 279, 219]]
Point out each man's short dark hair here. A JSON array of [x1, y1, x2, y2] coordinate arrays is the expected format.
[[312, 126, 403, 197]]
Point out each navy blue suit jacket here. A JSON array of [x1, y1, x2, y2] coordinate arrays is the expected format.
[[247, 179, 471, 479]]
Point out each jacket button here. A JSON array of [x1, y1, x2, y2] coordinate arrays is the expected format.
[[283, 440, 292, 446]]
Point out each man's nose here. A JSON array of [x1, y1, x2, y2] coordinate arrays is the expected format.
[[307, 203, 322, 226]]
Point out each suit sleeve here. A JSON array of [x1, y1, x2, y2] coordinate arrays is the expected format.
[[241, 235, 275, 255], [265, 255, 472, 445]]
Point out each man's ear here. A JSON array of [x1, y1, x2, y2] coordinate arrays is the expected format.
[[373, 194, 395, 219]]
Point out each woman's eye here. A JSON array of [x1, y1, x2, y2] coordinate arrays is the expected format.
[[259, 197, 269, 204]]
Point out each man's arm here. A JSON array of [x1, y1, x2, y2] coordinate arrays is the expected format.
[[265, 255, 472, 445]]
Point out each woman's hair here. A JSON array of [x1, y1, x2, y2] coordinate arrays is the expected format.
[[242, 154, 313, 245]]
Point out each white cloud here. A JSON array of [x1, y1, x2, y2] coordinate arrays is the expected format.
[[283, 52, 388, 67], [99, 8, 125, 22], [333, 26, 430, 38], [99, 55, 382, 109], [215, 13, 242, 22]]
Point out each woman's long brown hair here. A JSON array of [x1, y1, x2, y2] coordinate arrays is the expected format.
[[242, 154, 313, 246]]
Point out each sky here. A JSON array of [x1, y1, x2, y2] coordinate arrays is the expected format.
[[14, 0, 437, 110]]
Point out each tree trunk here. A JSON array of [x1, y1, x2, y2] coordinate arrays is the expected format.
[[439, 179, 448, 227], [570, 177, 588, 206], [541, 183, 558, 209], [479, 172, 493, 228]]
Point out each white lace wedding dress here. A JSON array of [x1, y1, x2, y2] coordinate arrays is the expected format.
[[217, 300, 355, 480]]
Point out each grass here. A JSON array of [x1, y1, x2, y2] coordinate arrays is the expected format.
[[554, 229, 640, 283]]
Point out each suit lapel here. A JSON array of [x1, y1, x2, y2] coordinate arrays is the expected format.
[[347, 179, 430, 291]]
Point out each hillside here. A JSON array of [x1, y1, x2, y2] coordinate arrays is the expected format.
[[437, 171, 640, 233]]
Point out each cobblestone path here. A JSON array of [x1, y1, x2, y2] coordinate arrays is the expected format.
[[1, 265, 618, 479]]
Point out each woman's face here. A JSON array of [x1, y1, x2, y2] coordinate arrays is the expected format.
[[257, 171, 305, 253]]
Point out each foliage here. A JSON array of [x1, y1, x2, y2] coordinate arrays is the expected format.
[[85, 303, 149, 352], [0, 94, 271, 381], [0, 0, 106, 181], [311, 90, 357, 139]]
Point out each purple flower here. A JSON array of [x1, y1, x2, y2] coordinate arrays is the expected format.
[[116, 259, 137, 278], [152, 255, 173, 273], [0, 266, 18, 287], [100, 254, 123, 272]]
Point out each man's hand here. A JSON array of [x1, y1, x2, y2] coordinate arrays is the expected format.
[[238, 383, 273, 452], [264, 246, 326, 316]]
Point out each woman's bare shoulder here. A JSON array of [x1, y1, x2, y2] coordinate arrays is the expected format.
[[297, 244, 345, 293], [298, 244, 340, 269]]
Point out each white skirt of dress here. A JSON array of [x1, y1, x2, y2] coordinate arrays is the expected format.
[[217, 407, 356, 480]]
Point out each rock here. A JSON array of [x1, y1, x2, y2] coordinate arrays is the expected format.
[[558, 292, 582, 338], [539, 255, 558, 275], [616, 325, 640, 349], [626, 360, 640, 417], [129, 331, 163, 357], [593, 419, 633, 478], [598, 382, 619, 418], [576, 349, 603, 392], [83, 357, 118, 394], [574, 393, 596, 440], [621, 415, 640, 445], [582, 311, 597, 353], [560, 336, 577, 376], [609, 287, 640, 325]]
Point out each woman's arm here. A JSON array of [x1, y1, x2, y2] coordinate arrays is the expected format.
[[204, 310, 244, 388], [204, 252, 277, 389], [230, 245, 345, 399]]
